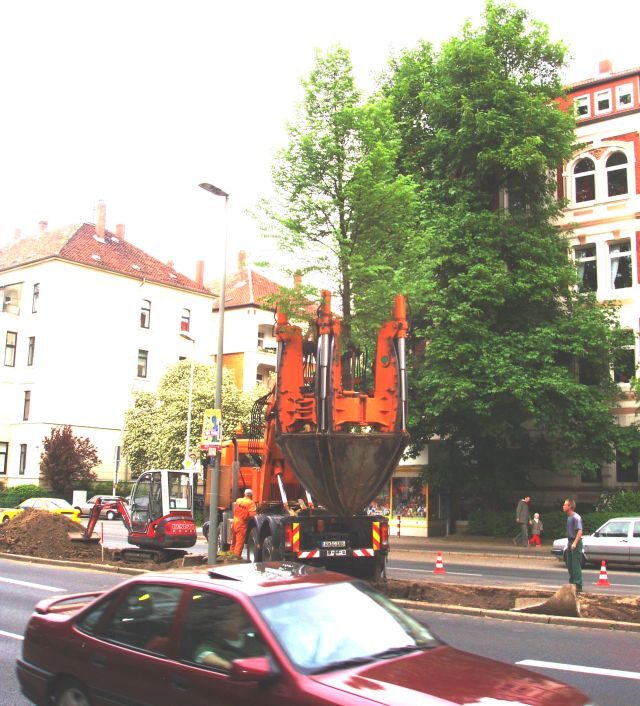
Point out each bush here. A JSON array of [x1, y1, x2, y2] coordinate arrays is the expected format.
[[595, 490, 640, 514], [0, 484, 51, 507], [466, 510, 515, 536]]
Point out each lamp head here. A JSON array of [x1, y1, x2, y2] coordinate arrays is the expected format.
[[199, 183, 229, 198]]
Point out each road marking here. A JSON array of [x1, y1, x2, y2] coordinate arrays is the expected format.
[[0, 577, 65, 592], [390, 567, 483, 577], [0, 629, 24, 641], [517, 659, 640, 681]]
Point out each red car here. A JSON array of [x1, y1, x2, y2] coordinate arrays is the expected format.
[[17, 562, 592, 706]]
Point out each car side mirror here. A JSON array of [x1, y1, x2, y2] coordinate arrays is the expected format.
[[593, 531, 600, 537], [229, 656, 276, 683]]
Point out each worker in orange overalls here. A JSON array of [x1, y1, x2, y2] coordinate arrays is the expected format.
[[230, 488, 257, 556]]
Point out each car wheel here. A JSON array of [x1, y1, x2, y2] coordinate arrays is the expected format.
[[53, 678, 92, 706], [246, 528, 262, 563], [217, 522, 229, 552], [105, 510, 116, 520], [202, 521, 209, 541]]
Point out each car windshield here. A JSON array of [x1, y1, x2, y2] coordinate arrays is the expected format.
[[253, 580, 440, 674]]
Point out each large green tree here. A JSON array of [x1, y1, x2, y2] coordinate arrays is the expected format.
[[263, 46, 417, 348], [122, 362, 265, 477], [384, 1, 639, 506]]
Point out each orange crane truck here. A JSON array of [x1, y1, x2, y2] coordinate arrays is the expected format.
[[204, 291, 409, 580]]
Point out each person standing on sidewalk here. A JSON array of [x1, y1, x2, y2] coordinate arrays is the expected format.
[[528, 512, 543, 547], [515, 495, 531, 546], [563, 498, 583, 593]]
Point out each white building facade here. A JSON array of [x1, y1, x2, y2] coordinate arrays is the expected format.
[[0, 215, 216, 488]]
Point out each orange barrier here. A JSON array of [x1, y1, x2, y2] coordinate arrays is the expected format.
[[595, 560, 611, 587], [433, 551, 446, 575]]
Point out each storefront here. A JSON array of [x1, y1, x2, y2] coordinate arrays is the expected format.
[[367, 448, 429, 537]]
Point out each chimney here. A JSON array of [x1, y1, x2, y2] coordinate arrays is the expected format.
[[95, 200, 106, 238], [195, 260, 204, 287], [238, 250, 247, 270], [38, 220, 48, 233], [167, 259, 175, 269], [115, 223, 126, 241], [294, 271, 302, 288], [599, 59, 613, 74]]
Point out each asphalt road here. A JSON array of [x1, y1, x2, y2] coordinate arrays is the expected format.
[[2, 558, 639, 705]]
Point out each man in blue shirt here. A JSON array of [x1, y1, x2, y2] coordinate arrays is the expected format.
[[563, 498, 583, 593]]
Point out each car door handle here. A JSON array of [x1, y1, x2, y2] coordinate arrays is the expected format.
[[171, 676, 189, 691], [91, 653, 107, 667]]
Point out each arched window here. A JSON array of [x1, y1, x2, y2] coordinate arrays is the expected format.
[[574, 157, 595, 203], [606, 151, 628, 197]]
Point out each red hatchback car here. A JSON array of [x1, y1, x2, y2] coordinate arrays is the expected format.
[[17, 562, 592, 706]]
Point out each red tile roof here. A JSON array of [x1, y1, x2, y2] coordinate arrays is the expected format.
[[0, 223, 211, 296], [212, 268, 283, 311], [566, 66, 640, 92]]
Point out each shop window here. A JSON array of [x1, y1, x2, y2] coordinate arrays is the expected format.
[[137, 350, 148, 378], [574, 245, 597, 292], [595, 89, 611, 114], [574, 95, 590, 118], [27, 337, 35, 366], [609, 240, 632, 289], [4, 331, 17, 367], [574, 157, 595, 203], [140, 299, 151, 329], [616, 83, 633, 109], [606, 152, 628, 197], [180, 308, 191, 333], [19, 444, 27, 475]]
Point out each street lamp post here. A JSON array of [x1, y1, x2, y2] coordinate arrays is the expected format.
[[199, 182, 229, 564], [179, 333, 196, 466]]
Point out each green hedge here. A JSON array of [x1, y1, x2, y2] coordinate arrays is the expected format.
[[466, 507, 636, 540], [0, 485, 52, 507]]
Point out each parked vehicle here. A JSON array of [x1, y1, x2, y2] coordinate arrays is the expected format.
[[17, 562, 591, 706], [75, 495, 122, 520], [552, 516, 640, 567], [204, 292, 408, 580], [0, 498, 81, 524]]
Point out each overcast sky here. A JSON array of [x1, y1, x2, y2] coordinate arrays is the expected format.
[[1, 0, 638, 284]]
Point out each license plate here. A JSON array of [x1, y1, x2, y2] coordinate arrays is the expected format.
[[325, 549, 347, 557], [321, 540, 346, 548]]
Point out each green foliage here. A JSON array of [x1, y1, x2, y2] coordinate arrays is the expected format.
[[0, 484, 50, 507], [466, 509, 515, 536], [382, 0, 640, 501], [595, 490, 640, 514], [39, 426, 99, 496], [122, 362, 265, 477], [262, 45, 418, 350]]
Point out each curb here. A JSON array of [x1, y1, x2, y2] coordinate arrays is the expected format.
[[392, 598, 640, 633], [3, 552, 638, 634]]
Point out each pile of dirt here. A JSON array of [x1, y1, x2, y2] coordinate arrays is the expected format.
[[381, 579, 640, 624], [0, 510, 104, 561]]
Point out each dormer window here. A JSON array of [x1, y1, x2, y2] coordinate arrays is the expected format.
[[616, 83, 633, 108], [574, 157, 595, 203], [595, 89, 611, 114], [574, 95, 590, 118], [606, 152, 628, 197]]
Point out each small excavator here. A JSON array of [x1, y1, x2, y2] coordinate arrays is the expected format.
[[80, 469, 198, 562]]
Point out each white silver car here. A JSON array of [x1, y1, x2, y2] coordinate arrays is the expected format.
[[552, 516, 640, 567]]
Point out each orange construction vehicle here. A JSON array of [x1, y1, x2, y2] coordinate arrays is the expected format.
[[204, 291, 409, 580]]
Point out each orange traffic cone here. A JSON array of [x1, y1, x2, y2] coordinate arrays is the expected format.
[[433, 551, 446, 575], [595, 560, 611, 587]]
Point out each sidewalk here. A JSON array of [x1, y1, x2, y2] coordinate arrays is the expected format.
[[389, 533, 555, 561]]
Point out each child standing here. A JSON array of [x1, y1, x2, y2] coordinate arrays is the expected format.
[[528, 512, 543, 546]]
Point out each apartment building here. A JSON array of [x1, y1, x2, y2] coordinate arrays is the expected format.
[[537, 60, 640, 501], [0, 205, 215, 488]]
